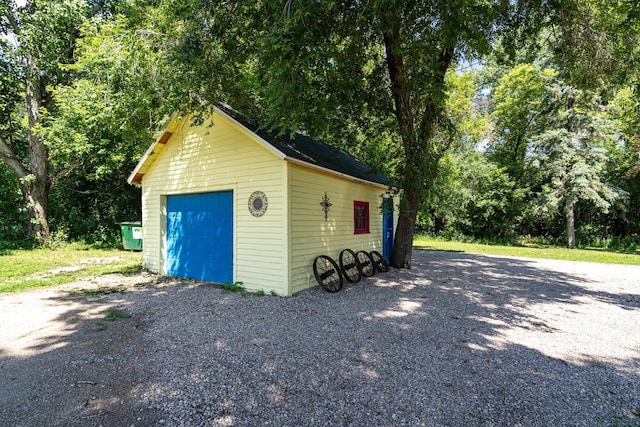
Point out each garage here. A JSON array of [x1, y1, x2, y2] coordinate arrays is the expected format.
[[166, 191, 233, 283], [129, 106, 395, 295]]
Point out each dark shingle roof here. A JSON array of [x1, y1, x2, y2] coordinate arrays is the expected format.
[[218, 105, 390, 187]]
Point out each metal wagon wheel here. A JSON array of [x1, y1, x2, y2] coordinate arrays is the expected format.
[[312, 255, 344, 292], [339, 249, 362, 283], [370, 250, 390, 273], [356, 250, 375, 277]]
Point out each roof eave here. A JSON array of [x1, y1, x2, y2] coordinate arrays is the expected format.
[[284, 156, 390, 190]]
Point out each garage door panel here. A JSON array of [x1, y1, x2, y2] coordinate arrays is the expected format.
[[167, 213, 183, 237], [166, 191, 233, 283]]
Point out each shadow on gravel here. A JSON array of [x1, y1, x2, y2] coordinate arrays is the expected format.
[[0, 284, 165, 426], [350, 250, 640, 425], [1, 253, 639, 426]]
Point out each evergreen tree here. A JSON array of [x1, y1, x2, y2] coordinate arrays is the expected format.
[[530, 83, 628, 248]]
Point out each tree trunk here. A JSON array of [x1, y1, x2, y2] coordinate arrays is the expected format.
[[566, 202, 575, 248], [0, 2, 104, 242], [391, 187, 420, 268], [21, 182, 50, 240], [381, 6, 418, 269], [380, 4, 453, 269], [23, 52, 51, 240]]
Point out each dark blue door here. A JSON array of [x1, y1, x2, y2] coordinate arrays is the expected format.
[[166, 191, 233, 283], [382, 197, 394, 262]]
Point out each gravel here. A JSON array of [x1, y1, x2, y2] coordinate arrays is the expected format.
[[1, 250, 639, 426]]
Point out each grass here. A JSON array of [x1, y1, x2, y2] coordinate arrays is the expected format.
[[414, 235, 640, 265], [223, 281, 245, 293], [0, 245, 142, 293], [104, 308, 132, 321]]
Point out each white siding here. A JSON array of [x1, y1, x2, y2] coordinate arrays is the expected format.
[[288, 163, 388, 294], [141, 112, 288, 295]]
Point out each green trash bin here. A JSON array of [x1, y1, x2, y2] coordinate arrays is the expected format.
[[119, 221, 143, 251]]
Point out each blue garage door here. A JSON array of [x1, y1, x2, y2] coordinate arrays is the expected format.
[[166, 191, 233, 283]]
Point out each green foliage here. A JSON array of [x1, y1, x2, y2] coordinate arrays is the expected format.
[[47, 170, 142, 245], [223, 282, 245, 293], [418, 151, 470, 232], [421, 150, 528, 239], [17, 0, 88, 65], [546, 0, 640, 88], [446, 71, 491, 148], [529, 82, 629, 222], [0, 164, 29, 249], [0, 1, 170, 245], [489, 64, 550, 183], [34, 5, 218, 245], [2, 0, 639, 252], [423, 57, 640, 246], [606, 86, 640, 236], [463, 154, 527, 238]]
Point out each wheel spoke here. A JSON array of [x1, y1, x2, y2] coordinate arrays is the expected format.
[[370, 251, 389, 273], [313, 255, 344, 292], [339, 249, 362, 283], [356, 251, 375, 277]]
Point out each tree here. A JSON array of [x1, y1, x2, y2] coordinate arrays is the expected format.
[[530, 82, 628, 248], [164, 1, 564, 268], [0, 0, 103, 241], [40, 8, 189, 242], [489, 64, 549, 182], [606, 86, 640, 237], [0, 1, 163, 244], [164, 0, 640, 267], [419, 70, 492, 234], [546, 0, 640, 88]]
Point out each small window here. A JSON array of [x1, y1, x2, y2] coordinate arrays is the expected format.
[[354, 201, 370, 234]]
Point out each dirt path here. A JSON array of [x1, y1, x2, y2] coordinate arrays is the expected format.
[[1, 252, 639, 426]]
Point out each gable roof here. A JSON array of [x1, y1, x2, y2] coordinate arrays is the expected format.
[[128, 105, 391, 189]]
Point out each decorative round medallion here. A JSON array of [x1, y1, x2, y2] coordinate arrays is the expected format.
[[248, 191, 268, 217]]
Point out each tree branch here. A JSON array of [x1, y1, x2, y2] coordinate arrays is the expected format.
[[49, 150, 99, 187], [4, 7, 20, 35], [0, 135, 29, 179], [64, 1, 107, 62], [49, 160, 84, 187]]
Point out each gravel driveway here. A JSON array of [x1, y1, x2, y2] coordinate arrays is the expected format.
[[1, 250, 639, 426]]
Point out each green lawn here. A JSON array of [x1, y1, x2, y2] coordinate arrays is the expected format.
[[414, 235, 640, 266], [0, 246, 142, 293]]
